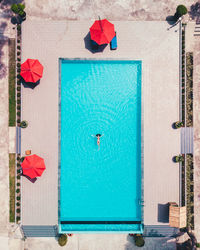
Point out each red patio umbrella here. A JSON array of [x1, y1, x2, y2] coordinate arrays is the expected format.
[[21, 154, 46, 179], [20, 59, 44, 83], [89, 19, 115, 45]]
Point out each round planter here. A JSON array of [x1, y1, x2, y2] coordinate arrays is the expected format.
[[20, 120, 28, 128]]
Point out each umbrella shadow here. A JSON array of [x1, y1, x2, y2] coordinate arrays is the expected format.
[[22, 174, 37, 183], [11, 15, 23, 25], [21, 77, 40, 89], [166, 15, 177, 25], [84, 32, 107, 54]]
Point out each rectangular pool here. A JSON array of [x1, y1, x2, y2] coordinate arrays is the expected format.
[[59, 60, 143, 232]]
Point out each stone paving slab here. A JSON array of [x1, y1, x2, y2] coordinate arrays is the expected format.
[[0, 36, 9, 237], [9, 127, 16, 153], [25, 0, 194, 21]]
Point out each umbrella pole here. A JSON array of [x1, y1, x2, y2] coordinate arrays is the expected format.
[[98, 16, 103, 31]]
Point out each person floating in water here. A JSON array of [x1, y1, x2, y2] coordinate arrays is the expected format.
[[91, 133, 103, 148], [96, 134, 101, 147]]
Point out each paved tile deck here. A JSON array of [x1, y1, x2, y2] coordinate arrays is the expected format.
[[21, 20, 180, 227]]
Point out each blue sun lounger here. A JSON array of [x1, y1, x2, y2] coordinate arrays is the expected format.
[[110, 32, 117, 50]]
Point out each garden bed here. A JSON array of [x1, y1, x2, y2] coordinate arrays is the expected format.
[[186, 52, 193, 127], [181, 157, 185, 206], [186, 154, 194, 229], [16, 154, 22, 223], [181, 26, 186, 125]]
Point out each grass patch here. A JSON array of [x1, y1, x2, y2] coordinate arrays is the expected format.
[[9, 153, 15, 222], [8, 38, 16, 126]]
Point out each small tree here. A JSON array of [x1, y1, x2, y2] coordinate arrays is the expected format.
[[11, 4, 25, 14], [176, 5, 188, 18], [11, 4, 26, 20]]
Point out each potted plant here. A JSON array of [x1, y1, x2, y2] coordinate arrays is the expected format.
[[175, 154, 184, 163], [20, 120, 28, 128], [174, 121, 184, 129], [58, 234, 68, 246], [134, 234, 145, 247]]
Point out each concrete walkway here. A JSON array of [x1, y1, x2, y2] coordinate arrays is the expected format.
[[0, 4, 20, 250], [24, 234, 176, 250], [193, 35, 200, 242]]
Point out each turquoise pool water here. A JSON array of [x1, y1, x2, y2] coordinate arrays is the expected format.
[[60, 60, 142, 232]]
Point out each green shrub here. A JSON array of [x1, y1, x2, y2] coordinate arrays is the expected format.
[[16, 196, 21, 201], [19, 10, 26, 18], [134, 235, 145, 247], [16, 189, 20, 193], [175, 121, 183, 129], [20, 121, 28, 128], [20, 157, 25, 162], [17, 106, 20, 110], [11, 4, 19, 14], [17, 182, 20, 187], [17, 93, 21, 98], [17, 119, 20, 123], [16, 202, 20, 206], [11, 3, 25, 14], [16, 208, 20, 213], [17, 169, 21, 174], [17, 175, 21, 180], [17, 100, 21, 105], [16, 216, 20, 221], [17, 58, 21, 62], [176, 5, 188, 17], [17, 87, 21, 91], [175, 155, 184, 163], [17, 40, 20, 43], [58, 234, 68, 246], [196, 243, 200, 247], [17, 63, 21, 67], [17, 52, 20, 56]]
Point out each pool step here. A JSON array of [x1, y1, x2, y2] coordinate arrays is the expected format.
[[143, 225, 179, 237], [194, 24, 200, 36], [21, 225, 58, 237]]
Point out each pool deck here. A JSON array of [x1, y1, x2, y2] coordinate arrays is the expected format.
[[21, 20, 180, 227]]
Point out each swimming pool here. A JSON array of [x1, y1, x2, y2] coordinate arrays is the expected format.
[[59, 59, 143, 232]]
